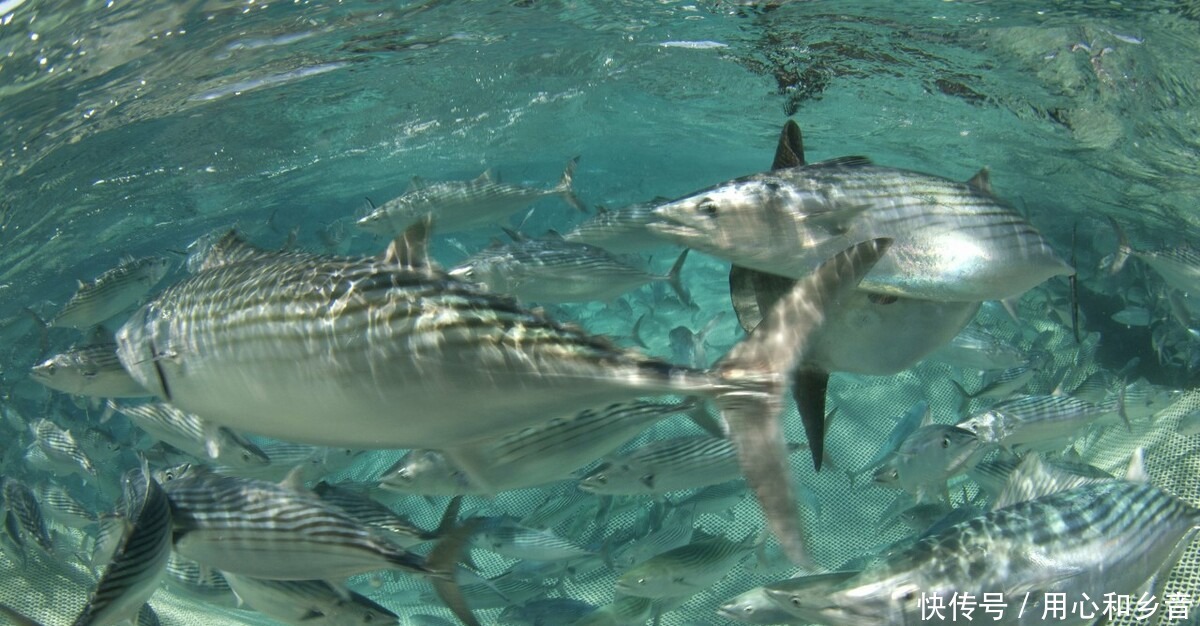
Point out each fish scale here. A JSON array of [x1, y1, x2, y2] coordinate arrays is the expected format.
[[162, 466, 432, 581]]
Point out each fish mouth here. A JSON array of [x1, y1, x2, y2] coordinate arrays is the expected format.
[[645, 220, 699, 241], [354, 215, 390, 234]]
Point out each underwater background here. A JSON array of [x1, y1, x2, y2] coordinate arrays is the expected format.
[[3, 1, 1200, 626]]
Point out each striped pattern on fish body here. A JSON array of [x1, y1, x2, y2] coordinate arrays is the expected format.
[[115, 229, 718, 450], [108, 401, 269, 469], [34, 482, 97, 527], [563, 201, 666, 254], [312, 481, 433, 547], [30, 344, 149, 398], [53, 256, 172, 329], [615, 532, 757, 598], [651, 159, 1071, 302], [222, 574, 399, 626], [773, 481, 1200, 626], [31, 418, 97, 478], [73, 468, 173, 626], [218, 442, 361, 482], [567, 595, 654, 626], [356, 157, 585, 235], [443, 399, 696, 492], [163, 553, 237, 606], [449, 236, 688, 304], [2, 478, 53, 553], [609, 508, 695, 571], [957, 394, 1118, 449], [669, 480, 748, 519], [162, 467, 432, 580], [473, 519, 594, 561], [579, 436, 802, 495]]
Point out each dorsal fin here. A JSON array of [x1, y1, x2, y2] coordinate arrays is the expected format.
[[382, 216, 433, 268], [1124, 448, 1147, 483], [966, 167, 992, 194], [808, 156, 873, 168], [500, 227, 526, 243], [772, 120, 806, 170], [544, 229, 566, 241], [197, 230, 273, 272], [475, 169, 496, 184], [406, 176, 425, 193], [279, 465, 309, 492]]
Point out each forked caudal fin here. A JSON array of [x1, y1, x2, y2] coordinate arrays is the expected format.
[[713, 238, 892, 567], [556, 156, 588, 214]]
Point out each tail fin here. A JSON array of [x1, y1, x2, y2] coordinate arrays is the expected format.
[[713, 238, 891, 567], [1107, 216, 1132, 274], [948, 379, 974, 416], [556, 156, 587, 213], [427, 518, 483, 626]]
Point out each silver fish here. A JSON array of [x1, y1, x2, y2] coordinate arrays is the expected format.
[[567, 595, 653, 626], [1110, 217, 1200, 294], [930, 326, 1027, 371], [669, 480, 748, 521], [115, 218, 892, 565], [563, 200, 668, 254], [161, 465, 432, 580], [107, 401, 270, 468], [649, 129, 1072, 303], [872, 425, 985, 504], [163, 553, 237, 607], [765, 478, 1199, 626], [73, 466, 172, 626], [378, 450, 483, 497], [615, 532, 757, 599], [356, 158, 586, 235], [957, 394, 1123, 451], [608, 507, 695, 571], [473, 517, 594, 562], [848, 400, 929, 484], [578, 436, 803, 496], [723, 121, 980, 473], [1111, 306, 1151, 326], [222, 574, 399, 626], [30, 344, 149, 398], [52, 256, 172, 329], [34, 482, 97, 528], [498, 598, 598, 626], [30, 418, 97, 479], [722, 571, 860, 625], [949, 367, 1035, 414], [2, 478, 53, 554], [449, 232, 689, 304], [439, 399, 697, 493]]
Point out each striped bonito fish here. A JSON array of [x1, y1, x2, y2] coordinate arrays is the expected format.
[[1110, 217, 1200, 294], [472, 517, 594, 562], [312, 481, 436, 547], [957, 393, 1124, 451], [438, 398, 698, 493], [30, 344, 149, 398], [356, 157, 586, 235], [52, 256, 172, 329], [115, 218, 892, 565], [163, 553, 237, 607], [2, 478, 53, 554], [34, 482, 97, 528], [378, 449, 482, 497], [107, 401, 269, 468], [579, 435, 802, 495], [765, 467, 1200, 626], [30, 418, 97, 479], [222, 574, 399, 626], [615, 531, 758, 598], [563, 200, 668, 254], [649, 126, 1072, 303], [161, 465, 432, 581], [449, 231, 689, 304], [72, 466, 172, 626]]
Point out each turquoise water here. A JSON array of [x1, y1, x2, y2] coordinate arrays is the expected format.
[[2, 1, 1200, 625]]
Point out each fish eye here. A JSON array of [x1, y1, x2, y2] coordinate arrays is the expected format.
[[941, 436, 951, 448], [594, 475, 607, 485], [696, 198, 718, 217], [889, 469, 899, 480], [790, 596, 803, 608], [637, 577, 647, 585], [743, 606, 755, 614]]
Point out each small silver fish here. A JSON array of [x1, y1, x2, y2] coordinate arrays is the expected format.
[[578, 436, 803, 496], [957, 394, 1123, 451], [615, 532, 757, 599], [449, 232, 689, 304], [872, 425, 984, 504], [222, 574, 399, 626], [52, 256, 172, 329], [930, 326, 1027, 371], [107, 401, 270, 469], [357, 158, 586, 235], [30, 344, 149, 398], [2, 478, 53, 554], [31, 418, 97, 479], [34, 482, 97, 528], [473, 517, 594, 562], [1111, 306, 1151, 326], [1110, 217, 1200, 294], [723, 571, 859, 625], [563, 200, 669, 254], [378, 449, 483, 497]]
